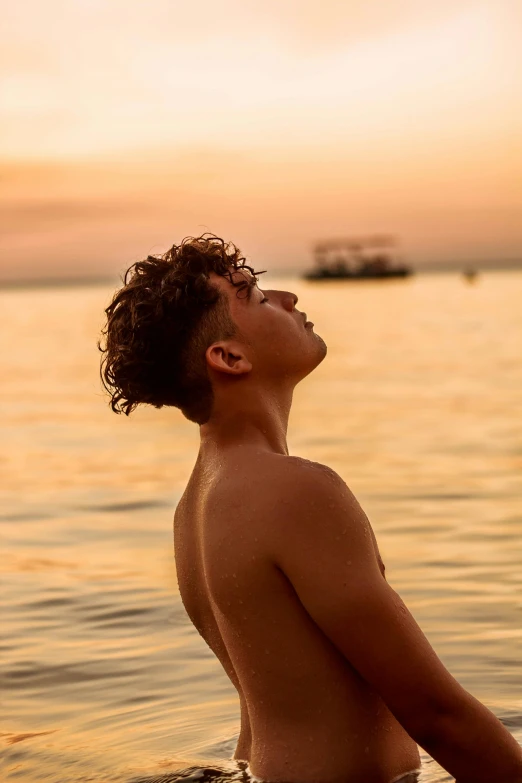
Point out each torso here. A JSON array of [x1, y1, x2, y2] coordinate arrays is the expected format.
[[174, 449, 420, 783]]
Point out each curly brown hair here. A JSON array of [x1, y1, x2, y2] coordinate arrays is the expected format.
[[99, 234, 266, 424]]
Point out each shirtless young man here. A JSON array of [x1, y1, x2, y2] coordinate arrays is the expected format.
[[100, 235, 522, 783]]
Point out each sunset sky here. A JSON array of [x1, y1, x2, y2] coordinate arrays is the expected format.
[[2, 0, 522, 279]]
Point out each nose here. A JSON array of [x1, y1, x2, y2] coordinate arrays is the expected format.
[[282, 291, 298, 311]]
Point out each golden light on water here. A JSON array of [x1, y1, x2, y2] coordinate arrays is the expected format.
[[2, 273, 522, 781], [3, 7, 522, 777]]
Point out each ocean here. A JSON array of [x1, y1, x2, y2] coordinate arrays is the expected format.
[[2, 270, 521, 782]]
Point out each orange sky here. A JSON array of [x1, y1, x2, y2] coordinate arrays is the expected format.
[[1, 0, 521, 279]]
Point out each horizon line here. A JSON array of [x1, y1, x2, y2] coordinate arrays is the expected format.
[[1, 260, 522, 291]]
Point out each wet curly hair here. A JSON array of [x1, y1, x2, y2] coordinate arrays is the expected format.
[[99, 233, 266, 424]]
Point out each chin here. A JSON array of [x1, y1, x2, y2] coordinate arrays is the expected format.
[[297, 337, 327, 382], [313, 333, 328, 362]]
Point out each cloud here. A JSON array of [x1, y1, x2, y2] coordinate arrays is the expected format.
[[1, 0, 521, 276], [2, 1, 517, 160]]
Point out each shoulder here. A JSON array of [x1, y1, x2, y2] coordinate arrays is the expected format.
[[278, 457, 387, 576], [261, 458, 384, 596], [259, 455, 370, 542], [263, 454, 346, 488], [265, 455, 361, 510]]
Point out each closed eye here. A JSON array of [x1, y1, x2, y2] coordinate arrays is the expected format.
[[260, 297, 269, 304]]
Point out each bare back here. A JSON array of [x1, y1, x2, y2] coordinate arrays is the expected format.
[[174, 451, 420, 783]]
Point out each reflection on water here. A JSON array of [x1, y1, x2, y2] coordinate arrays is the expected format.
[[131, 761, 254, 783], [1, 272, 521, 782], [130, 762, 423, 783]]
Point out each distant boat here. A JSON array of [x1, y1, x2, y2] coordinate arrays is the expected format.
[[463, 268, 478, 283], [303, 235, 414, 280]]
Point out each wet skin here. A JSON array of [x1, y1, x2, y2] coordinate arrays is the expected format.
[[174, 451, 421, 783], [173, 269, 522, 783], [173, 269, 418, 783]]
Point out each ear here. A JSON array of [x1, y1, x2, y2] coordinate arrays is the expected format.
[[205, 341, 252, 376]]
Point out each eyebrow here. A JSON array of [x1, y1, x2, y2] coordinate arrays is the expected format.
[[232, 267, 266, 300], [238, 277, 257, 301]]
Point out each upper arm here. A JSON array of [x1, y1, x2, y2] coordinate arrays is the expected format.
[[269, 460, 469, 741]]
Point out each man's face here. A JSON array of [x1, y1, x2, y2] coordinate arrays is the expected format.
[[209, 267, 327, 384]]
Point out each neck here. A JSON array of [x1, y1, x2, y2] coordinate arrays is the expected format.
[[198, 382, 294, 458]]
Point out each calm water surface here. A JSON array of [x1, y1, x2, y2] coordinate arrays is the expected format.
[[1, 271, 521, 782]]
